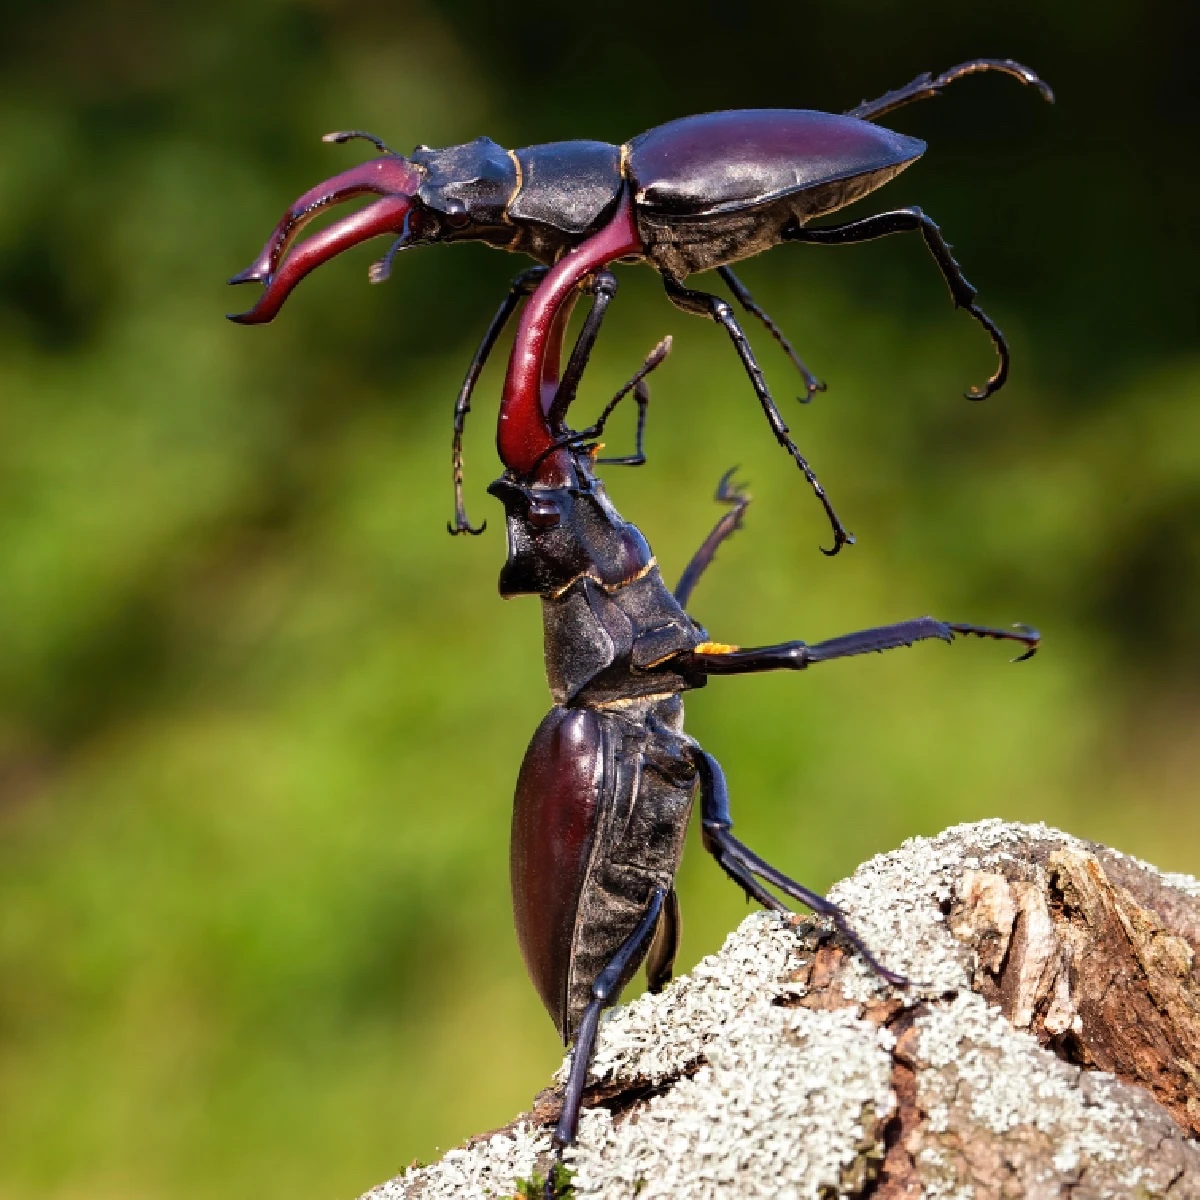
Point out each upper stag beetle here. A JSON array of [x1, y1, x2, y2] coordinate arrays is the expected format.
[[229, 58, 1052, 553]]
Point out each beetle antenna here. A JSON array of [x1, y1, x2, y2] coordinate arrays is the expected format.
[[368, 211, 420, 284], [846, 58, 1054, 124], [322, 129, 402, 156]]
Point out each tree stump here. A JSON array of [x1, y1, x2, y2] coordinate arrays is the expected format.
[[363, 821, 1200, 1198]]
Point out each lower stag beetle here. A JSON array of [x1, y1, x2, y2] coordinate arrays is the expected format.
[[229, 58, 1052, 554], [490, 398, 1039, 1153]]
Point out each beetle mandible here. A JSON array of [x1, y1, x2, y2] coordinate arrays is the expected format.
[[229, 57, 1052, 553]]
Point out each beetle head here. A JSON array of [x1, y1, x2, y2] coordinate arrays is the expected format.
[[227, 134, 518, 324], [487, 454, 652, 598]]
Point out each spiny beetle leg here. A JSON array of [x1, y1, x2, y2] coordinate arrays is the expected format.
[[687, 616, 1039, 675], [449, 265, 548, 535], [663, 276, 853, 556], [845, 58, 1054, 124], [718, 266, 826, 403], [552, 888, 668, 1149], [805, 617, 1041, 664], [785, 207, 1009, 401], [673, 469, 751, 608], [690, 747, 910, 987]]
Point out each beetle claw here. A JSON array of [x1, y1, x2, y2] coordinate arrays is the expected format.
[[447, 517, 487, 537], [798, 375, 827, 405], [963, 302, 1010, 401], [819, 528, 856, 557]]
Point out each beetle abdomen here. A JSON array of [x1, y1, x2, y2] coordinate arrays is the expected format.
[[511, 707, 605, 1035], [626, 110, 923, 277]]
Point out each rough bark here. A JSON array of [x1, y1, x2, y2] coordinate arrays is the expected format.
[[364, 821, 1200, 1199]]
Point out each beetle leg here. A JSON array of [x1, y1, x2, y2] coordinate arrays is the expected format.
[[546, 271, 619, 430], [785, 207, 1009, 401], [523, 335, 672, 479], [685, 617, 1040, 675], [552, 888, 668, 1149], [449, 265, 548, 535], [644, 887, 681, 993], [673, 469, 751, 608], [690, 747, 910, 986], [592, 376, 650, 467], [845, 58, 1054, 124], [663, 276, 854, 556], [590, 335, 672, 466], [717, 267, 825, 403]]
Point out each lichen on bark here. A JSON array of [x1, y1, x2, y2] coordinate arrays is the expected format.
[[363, 822, 1200, 1200]]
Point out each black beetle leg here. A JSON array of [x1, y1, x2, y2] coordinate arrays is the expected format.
[[449, 266, 548, 535], [717, 266, 826, 403], [786, 208, 1009, 401], [845, 58, 1054, 123], [685, 616, 1040, 675], [673, 469, 751, 608], [526, 335, 672, 480], [546, 270, 619, 431], [689, 747, 910, 987], [663, 276, 853, 556], [552, 888, 668, 1150], [644, 887, 681, 994], [591, 335, 672, 466]]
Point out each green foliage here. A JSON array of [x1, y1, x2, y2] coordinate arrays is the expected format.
[[0, 4, 1196, 1200], [513, 1162, 575, 1199]]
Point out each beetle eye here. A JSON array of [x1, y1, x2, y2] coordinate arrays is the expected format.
[[527, 500, 561, 529], [443, 200, 470, 229]]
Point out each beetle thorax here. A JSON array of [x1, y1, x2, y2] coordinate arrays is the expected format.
[[486, 468, 653, 599]]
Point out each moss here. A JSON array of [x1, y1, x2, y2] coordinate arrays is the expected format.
[[512, 1161, 575, 1199]]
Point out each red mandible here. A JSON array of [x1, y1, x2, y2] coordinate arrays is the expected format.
[[497, 192, 642, 477]]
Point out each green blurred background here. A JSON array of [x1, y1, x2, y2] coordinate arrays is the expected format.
[[1, 1, 1196, 1196]]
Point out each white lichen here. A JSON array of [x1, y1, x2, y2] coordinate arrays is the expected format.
[[360, 821, 1200, 1200], [361, 1124, 553, 1200], [568, 1005, 895, 1199]]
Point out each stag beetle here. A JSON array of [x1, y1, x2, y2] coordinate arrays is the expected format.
[[229, 58, 1052, 554], [489, 393, 1039, 1152]]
